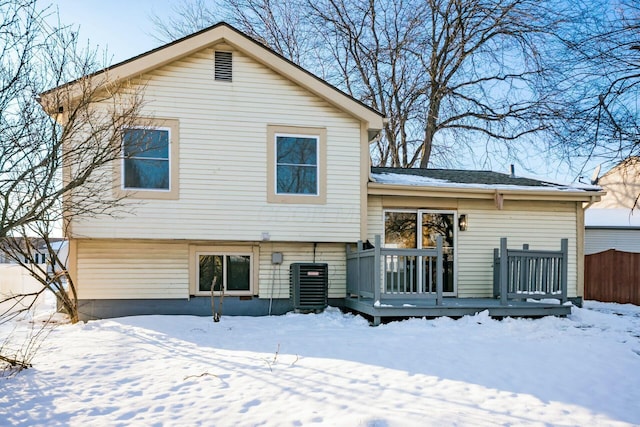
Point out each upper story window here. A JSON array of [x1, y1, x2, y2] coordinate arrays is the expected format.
[[267, 125, 327, 204], [123, 127, 170, 190], [114, 118, 180, 200], [276, 134, 318, 195]]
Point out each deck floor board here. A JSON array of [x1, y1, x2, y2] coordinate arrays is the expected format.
[[342, 296, 571, 323]]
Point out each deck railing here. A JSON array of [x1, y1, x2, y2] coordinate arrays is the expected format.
[[346, 235, 444, 305], [493, 237, 568, 305]]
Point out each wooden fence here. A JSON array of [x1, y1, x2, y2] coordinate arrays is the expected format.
[[0, 264, 46, 313], [584, 249, 640, 305]]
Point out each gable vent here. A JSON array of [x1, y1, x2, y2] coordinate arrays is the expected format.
[[215, 51, 232, 82]]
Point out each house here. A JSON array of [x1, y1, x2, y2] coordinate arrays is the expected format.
[[0, 237, 67, 265], [584, 158, 640, 305], [41, 22, 603, 322], [0, 238, 68, 311], [585, 157, 640, 254]]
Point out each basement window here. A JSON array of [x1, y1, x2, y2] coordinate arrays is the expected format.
[[190, 245, 259, 296], [215, 51, 232, 82]]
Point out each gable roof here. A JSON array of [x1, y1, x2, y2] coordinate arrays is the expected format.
[[369, 167, 603, 202], [42, 22, 384, 131]]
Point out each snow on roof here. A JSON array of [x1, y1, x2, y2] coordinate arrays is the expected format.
[[370, 170, 599, 193], [585, 208, 640, 228]]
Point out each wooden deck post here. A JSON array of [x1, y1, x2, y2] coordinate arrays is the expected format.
[[356, 240, 363, 300], [521, 243, 529, 295], [500, 237, 508, 305], [493, 248, 500, 298], [560, 238, 568, 303], [374, 235, 381, 304], [435, 235, 443, 306]]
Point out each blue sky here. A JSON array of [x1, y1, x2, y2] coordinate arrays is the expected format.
[[52, 0, 173, 64]]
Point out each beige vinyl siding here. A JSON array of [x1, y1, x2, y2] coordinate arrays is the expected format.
[[258, 243, 346, 299], [591, 161, 640, 210], [367, 196, 383, 244], [72, 46, 363, 242], [76, 240, 189, 299], [457, 201, 578, 298], [75, 239, 345, 300], [367, 197, 579, 298]]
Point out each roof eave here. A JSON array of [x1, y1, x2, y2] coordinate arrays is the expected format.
[[368, 182, 604, 202], [40, 23, 384, 130]]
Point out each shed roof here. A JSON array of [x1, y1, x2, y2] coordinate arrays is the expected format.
[[372, 167, 560, 187], [369, 167, 603, 202]]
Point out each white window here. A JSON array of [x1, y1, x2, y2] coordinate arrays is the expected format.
[[275, 134, 319, 195], [191, 246, 258, 296], [266, 125, 327, 204], [122, 127, 170, 190]]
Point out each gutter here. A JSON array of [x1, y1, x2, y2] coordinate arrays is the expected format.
[[367, 182, 604, 203]]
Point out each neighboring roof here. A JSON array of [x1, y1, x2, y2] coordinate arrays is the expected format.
[[0, 237, 66, 252], [369, 167, 603, 202], [41, 22, 384, 130], [585, 208, 640, 229]]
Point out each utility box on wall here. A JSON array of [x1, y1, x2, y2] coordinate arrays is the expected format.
[[290, 263, 328, 312]]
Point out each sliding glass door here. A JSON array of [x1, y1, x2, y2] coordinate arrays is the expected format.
[[384, 210, 457, 295]]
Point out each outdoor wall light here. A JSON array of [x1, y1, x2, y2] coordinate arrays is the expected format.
[[458, 214, 468, 231]]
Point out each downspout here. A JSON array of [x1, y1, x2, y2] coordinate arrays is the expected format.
[[367, 127, 384, 182], [577, 194, 601, 304]]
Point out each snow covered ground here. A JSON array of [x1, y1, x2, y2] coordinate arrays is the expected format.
[[1, 301, 639, 426]]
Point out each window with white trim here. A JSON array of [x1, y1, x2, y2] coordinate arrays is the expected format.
[[266, 125, 326, 204], [196, 252, 253, 295], [276, 134, 319, 195]]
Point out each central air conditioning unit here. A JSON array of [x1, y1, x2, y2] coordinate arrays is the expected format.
[[290, 263, 328, 313]]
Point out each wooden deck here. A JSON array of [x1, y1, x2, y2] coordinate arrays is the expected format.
[[342, 296, 571, 325], [345, 236, 572, 325]]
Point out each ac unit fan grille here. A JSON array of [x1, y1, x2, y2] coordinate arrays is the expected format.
[[290, 263, 328, 312]]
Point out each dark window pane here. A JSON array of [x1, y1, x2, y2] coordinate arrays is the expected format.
[[276, 165, 317, 194], [124, 159, 169, 189], [227, 255, 250, 291], [123, 129, 169, 159], [384, 212, 417, 248], [276, 136, 317, 165], [199, 255, 223, 292]]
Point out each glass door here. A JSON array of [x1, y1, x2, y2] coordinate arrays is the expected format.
[[384, 210, 457, 296], [420, 211, 456, 295]]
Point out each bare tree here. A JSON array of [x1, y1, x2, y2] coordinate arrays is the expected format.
[[151, 0, 568, 168], [150, 0, 225, 44], [545, 0, 640, 175], [1, 0, 144, 340]]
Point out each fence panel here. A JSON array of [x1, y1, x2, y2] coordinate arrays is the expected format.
[[585, 250, 640, 305], [0, 265, 46, 313]]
